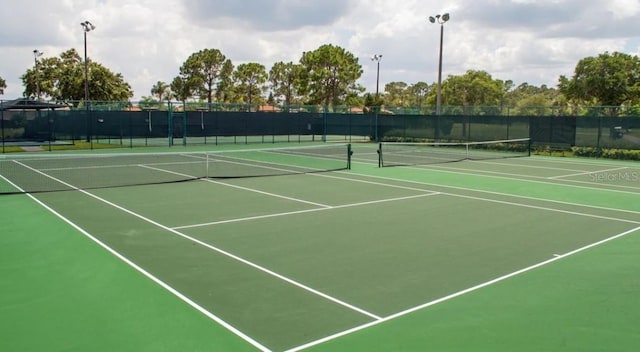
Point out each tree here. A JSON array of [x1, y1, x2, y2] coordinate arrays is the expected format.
[[178, 48, 232, 104], [504, 82, 562, 115], [0, 76, 6, 95], [500, 79, 514, 111], [54, 50, 85, 101], [269, 61, 305, 106], [559, 51, 640, 109], [384, 81, 409, 106], [267, 92, 276, 105], [299, 44, 363, 107], [138, 95, 164, 110], [89, 65, 133, 102], [363, 93, 378, 112], [438, 70, 506, 113], [170, 76, 196, 103], [344, 87, 365, 107], [216, 60, 235, 103], [233, 63, 268, 107], [408, 82, 430, 108], [151, 81, 170, 101], [20, 49, 132, 104]]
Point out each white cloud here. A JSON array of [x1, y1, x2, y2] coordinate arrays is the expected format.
[[608, 0, 640, 19], [0, 0, 638, 100]]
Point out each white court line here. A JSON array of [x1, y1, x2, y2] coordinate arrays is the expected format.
[[471, 159, 590, 173], [149, 157, 637, 228], [330, 167, 639, 224], [183, 148, 345, 174], [173, 193, 440, 230], [14, 161, 383, 334], [421, 162, 638, 190], [140, 164, 332, 209], [547, 166, 630, 179], [163, 160, 636, 228], [543, 178, 640, 192], [405, 163, 640, 196], [315, 170, 640, 222], [286, 225, 640, 352], [39, 160, 202, 172], [0, 173, 17, 191], [443, 191, 640, 224], [529, 155, 640, 168]]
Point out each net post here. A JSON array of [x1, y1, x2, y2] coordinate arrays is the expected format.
[[206, 151, 210, 178], [465, 142, 470, 160], [377, 143, 383, 167]]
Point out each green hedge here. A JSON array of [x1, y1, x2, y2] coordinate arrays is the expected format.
[[572, 147, 640, 160]]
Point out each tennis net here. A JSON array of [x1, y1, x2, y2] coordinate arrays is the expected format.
[[378, 138, 531, 167], [0, 144, 352, 195]]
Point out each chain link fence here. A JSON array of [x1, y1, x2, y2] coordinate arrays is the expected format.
[[2, 101, 639, 156]]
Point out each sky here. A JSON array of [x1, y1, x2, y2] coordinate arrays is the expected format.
[[1, 0, 639, 101]]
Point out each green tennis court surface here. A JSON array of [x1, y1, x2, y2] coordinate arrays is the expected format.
[[1, 143, 639, 351]]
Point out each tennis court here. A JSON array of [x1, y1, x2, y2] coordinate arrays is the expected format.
[[2, 141, 639, 352]]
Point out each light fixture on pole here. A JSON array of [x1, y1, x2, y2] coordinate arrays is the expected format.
[[371, 54, 383, 100], [428, 13, 449, 117], [33, 49, 43, 100]]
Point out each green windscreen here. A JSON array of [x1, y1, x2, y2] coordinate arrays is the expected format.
[[378, 138, 531, 167], [0, 144, 351, 195]]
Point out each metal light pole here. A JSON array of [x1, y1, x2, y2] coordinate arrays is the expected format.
[[371, 54, 383, 100], [81, 20, 95, 144], [429, 13, 449, 116], [33, 50, 43, 100], [81, 21, 96, 108], [370, 54, 383, 142]]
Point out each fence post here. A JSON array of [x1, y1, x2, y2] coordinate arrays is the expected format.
[[374, 106, 379, 142], [596, 114, 602, 154], [1, 105, 4, 153], [323, 105, 327, 142], [182, 107, 187, 146], [168, 102, 173, 147], [45, 110, 52, 151]]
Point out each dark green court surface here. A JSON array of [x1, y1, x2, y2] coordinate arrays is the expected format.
[[2, 143, 639, 351]]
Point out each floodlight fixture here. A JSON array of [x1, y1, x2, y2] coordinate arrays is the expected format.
[[81, 20, 96, 32]]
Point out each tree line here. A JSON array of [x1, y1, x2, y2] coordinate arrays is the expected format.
[[5, 45, 640, 113]]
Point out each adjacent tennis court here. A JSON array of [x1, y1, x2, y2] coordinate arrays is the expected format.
[[1, 141, 639, 352]]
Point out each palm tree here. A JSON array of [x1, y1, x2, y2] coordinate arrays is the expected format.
[[150, 81, 170, 101]]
